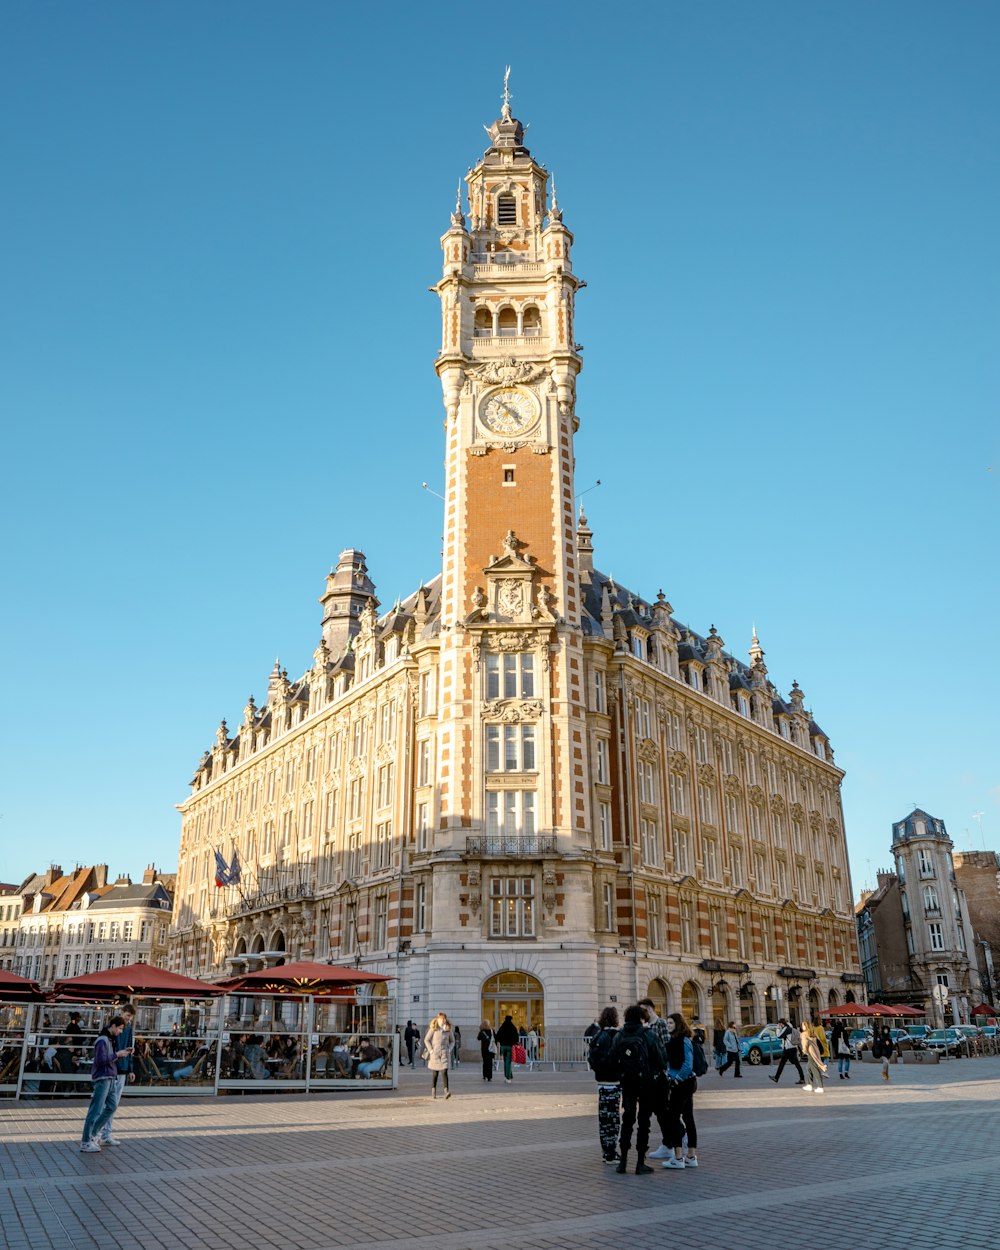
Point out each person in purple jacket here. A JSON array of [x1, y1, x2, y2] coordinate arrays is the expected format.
[[80, 1016, 130, 1153]]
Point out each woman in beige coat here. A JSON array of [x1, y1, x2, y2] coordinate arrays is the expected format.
[[424, 1012, 455, 1099], [800, 1021, 828, 1094]]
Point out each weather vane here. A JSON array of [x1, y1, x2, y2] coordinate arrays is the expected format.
[[502, 66, 512, 118]]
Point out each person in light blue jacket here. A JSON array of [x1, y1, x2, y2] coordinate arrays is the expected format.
[[661, 1012, 699, 1170]]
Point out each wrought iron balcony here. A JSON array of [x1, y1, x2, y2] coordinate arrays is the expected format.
[[225, 881, 314, 919], [466, 835, 557, 857]]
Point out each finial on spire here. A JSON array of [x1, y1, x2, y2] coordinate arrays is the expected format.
[[501, 65, 512, 119], [749, 625, 765, 666], [451, 181, 465, 227]]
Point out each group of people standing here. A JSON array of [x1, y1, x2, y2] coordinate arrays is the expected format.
[[588, 998, 702, 1176]]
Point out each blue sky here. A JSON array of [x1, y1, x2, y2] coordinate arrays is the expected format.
[[2, 2, 997, 892]]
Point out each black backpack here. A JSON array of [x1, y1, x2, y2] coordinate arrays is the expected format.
[[691, 1038, 709, 1077], [588, 1028, 616, 1073], [614, 1031, 650, 1083]]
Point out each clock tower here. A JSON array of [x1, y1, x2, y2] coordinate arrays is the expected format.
[[429, 75, 591, 883]]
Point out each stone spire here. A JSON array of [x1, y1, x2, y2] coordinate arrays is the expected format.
[[749, 626, 766, 671], [576, 504, 594, 577], [484, 66, 529, 154]]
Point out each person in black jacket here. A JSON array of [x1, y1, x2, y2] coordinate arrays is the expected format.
[[476, 1020, 496, 1081], [495, 1014, 519, 1083], [587, 1006, 621, 1163], [611, 1003, 664, 1175]]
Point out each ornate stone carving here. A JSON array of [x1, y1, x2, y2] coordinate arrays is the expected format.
[[376, 742, 394, 764], [669, 750, 688, 775], [468, 357, 547, 385], [480, 699, 545, 722], [487, 631, 527, 652], [698, 764, 716, 786], [497, 579, 524, 617], [348, 757, 365, 778], [637, 738, 659, 763]]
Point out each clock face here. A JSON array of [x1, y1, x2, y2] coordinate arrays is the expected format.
[[481, 387, 536, 435]]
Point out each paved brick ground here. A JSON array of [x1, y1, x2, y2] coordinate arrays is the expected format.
[[2, 1055, 999, 1250]]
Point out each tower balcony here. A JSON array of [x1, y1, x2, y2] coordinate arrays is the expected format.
[[472, 260, 545, 278], [466, 834, 557, 857], [468, 334, 544, 357]]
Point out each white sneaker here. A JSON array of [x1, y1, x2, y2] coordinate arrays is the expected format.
[[814, 1087, 824, 1094], [661, 1157, 686, 1169], [101, 1136, 122, 1146], [802, 1084, 813, 1091], [647, 1145, 672, 1159], [684, 1156, 699, 1168], [80, 1140, 101, 1153]]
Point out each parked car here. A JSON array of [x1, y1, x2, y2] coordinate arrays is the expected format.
[[923, 1028, 964, 1056], [905, 1025, 931, 1042], [737, 1025, 784, 1065], [849, 1028, 874, 1053], [953, 1025, 980, 1041]]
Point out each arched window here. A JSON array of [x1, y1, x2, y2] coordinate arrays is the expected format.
[[497, 193, 517, 225], [474, 307, 492, 337], [645, 978, 669, 1018], [681, 980, 702, 1023], [522, 304, 541, 336], [497, 307, 517, 337]]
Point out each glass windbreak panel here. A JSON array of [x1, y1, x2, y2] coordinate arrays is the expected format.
[[0, 1004, 30, 1088], [20, 1006, 103, 1098], [310, 1000, 393, 1081], [218, 996, 307, 1082]]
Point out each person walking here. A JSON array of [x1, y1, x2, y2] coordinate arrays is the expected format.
[[476, 1020, 496, 1081], [831, 1022, 852, 1080], [99, 1001, 134, 1146], [424, 1012, 455, 1099], [611, 1003, 663, 1174], [526, 1026, 539, 1062], [661, 1012, 698, 1170], [495, 1013, 519, 1083], [718, 1021, 742, 1077], [800, 1021, 828, 1093], [404, 1020, 420, 1068], [813, 1019, 831, 1064], [769, 1017, 806, 1085], [587, 1006, 621, 1164], [80, 1015, 130, 1152], [452, 1025, 462, 1069], [876, 1025, 895, 1082], [712, 1018, 727, 1072]]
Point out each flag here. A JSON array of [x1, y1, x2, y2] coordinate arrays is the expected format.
[[213, 849, 231, 887], [228, 849, 241, 886]]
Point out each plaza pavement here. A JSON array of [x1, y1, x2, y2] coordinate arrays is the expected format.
[[2, 1055, 1000, 1250]]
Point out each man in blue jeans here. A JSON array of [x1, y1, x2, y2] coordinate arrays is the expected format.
[[100, 1002, 134, 1145], [80, 1016, 130, 1152]]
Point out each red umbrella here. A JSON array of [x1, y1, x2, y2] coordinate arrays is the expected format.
[[816, 1004, 875, 1017], [866, 1002, 904, 1017], [0, 969, 45, 1002], [970, 1003, 998, 1017], [52, 961, 223, 1001], [215, 960, 393, 997], [890, 1004, 925, 1018]]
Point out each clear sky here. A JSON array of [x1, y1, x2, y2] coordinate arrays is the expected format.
[[2, 2, 997, 895]]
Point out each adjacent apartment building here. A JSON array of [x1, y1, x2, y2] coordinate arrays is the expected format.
[[171, 83, 861, 1033]]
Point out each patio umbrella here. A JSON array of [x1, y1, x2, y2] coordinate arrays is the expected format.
[[816, 1004, 875, 1017], [52, 961, 224, 1001], [0, 969, 45, 1002], [890, 1004, 925, 1018], [215, 960, 393, 997], [969, 1003, 997, 1018], [866, 1003, 904, 1017]]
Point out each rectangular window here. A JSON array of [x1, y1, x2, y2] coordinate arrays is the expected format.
[[648, 895, 661, 949], [486, 724, 536, 772], [376, 763, 394, 809], [306, 747, 317, 783], [698, 783, 715, 825], [749, 803, 763, 840], [416, 801, 430, 852], [281, 810, 294, 848], [761, 916, 773, 961], [744, 750, 759, 786], [122, 921, 133, 942], [721, 738, 734, 775], [796, 863, 808, 900], [417, 740, 431, 787], [490, 877, 535, 937], [598, 801, 612, 851], [349, 778, 365, 821], [603, 882, 615, 931], [773, 813, 785, 847], [301, 800, 314, 843], [919, 848, 934, 877], [675, 829, 691, 875], [725, 793, 741, 834], [694, 727, 710, 765], [378, 699, 396, 744], [666, 713, 683, 752], [754, 852, 767, 893], [766, 759, 779, 794], [95, 954, 104, 972], [486, 652, 534, 699], [776, 858, 788, 897], [637, 697, 652, 740], [352, 718, 367, 758], [267, 770, 276, 803], [373, 895, 388, 949], [731, 844, 744, 887], [669, 771, 687, 816], [486, 790, 536, 837], [640, 818, 660, 867], [595, 738, 610, 784], [736, 910, 749, 960], [929, 922, 944, 951], [415, 882, 427, 932], [680, 899, 693, 953], [347, 831, 361, 878], [373, 821, 392, 871], [704, 838, 718, 881], [419, 670, 435, 716], [593, 670, 606, 713], [638, 760, 656, 804], [327, 735, 342, 774], [98, 922, 107, 940], [325, 789, 339, 832], [285, 758, 296, 792]]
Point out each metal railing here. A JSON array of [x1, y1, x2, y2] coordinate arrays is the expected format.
[[226, 881, 314, 919], [465, 835, 557, 857]]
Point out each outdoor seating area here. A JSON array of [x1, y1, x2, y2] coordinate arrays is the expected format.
[[0, 960, 397, 1099]]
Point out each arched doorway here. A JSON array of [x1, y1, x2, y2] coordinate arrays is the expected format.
[[739, 983, 756, 1028], [681, 980, 701, 1023], [787, 985, 802, 1023], [828, 988, 840, 1008], [481, 971, 544, 1034], [646, 978, 669, 1017], [711, 982, 731, 1027], [845, 990, 856, 1004], [807, 988, 820, 1018]]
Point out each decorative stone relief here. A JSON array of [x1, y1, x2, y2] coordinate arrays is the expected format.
[[348, 757, 365, 778], [669, 751, 688, 775], [468, 357, 547, 385], [637, 738, 659, 763], [480, 699, 545, 721], [487, 631, 527, 652]]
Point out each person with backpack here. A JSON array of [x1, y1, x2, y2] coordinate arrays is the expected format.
[[769, 1017, 806, 1085], [718, 1021, 742, 1077], [611, 1003, 663, 1175], [661, 1012, 700, 1169], [587, 1006, 621, 1164]]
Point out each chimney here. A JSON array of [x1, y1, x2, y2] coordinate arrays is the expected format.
[[143, 864, 157, 885], [94, 863, 108, 888], [45, 864, 63, 886]]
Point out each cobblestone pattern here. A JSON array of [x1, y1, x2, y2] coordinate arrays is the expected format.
[[2, 1058, 999, 1249]]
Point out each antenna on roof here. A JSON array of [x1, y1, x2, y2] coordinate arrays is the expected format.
[[421, 482, 445, 502]]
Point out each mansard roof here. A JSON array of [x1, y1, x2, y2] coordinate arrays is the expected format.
[[89, 882, 173, 910]]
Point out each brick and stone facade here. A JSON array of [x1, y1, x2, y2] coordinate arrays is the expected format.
[[171, 82, 860, 1034]]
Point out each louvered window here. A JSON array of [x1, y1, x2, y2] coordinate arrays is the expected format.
[[497, 194, 516, 225]]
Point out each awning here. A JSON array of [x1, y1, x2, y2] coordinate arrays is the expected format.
[[52, 961, 224, 1001], [865, 1002, 906, 1017], [970, 1003, 998, 1017], [816, 1004, 877, 1017], [0, 969, 45, 1002], [215, 960, 394, 997]]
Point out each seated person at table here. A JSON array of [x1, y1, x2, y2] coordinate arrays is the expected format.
[[242, 1035, 269, 1079], [171, 1042, 213, 1080], [133, 1039, 162, 1082], [329, 1036, 353, 1076], [356, 1036, 385, 1079]]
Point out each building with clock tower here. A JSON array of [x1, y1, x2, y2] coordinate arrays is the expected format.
[[171, 81, 861, 1037]]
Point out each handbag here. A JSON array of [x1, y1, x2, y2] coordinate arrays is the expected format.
[[487, 1034, 497, 1056], [420, 1046, 429, 1061]]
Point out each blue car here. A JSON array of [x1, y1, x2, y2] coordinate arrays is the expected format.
[[737, 1025, 784, 1065]]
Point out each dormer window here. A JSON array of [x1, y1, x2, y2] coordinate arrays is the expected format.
[[497, 193, 517, 225]]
